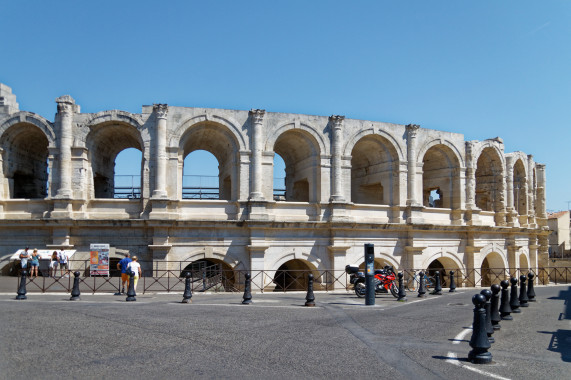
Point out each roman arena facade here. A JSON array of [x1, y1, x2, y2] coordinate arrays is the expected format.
[[0, 84, 548, 289]]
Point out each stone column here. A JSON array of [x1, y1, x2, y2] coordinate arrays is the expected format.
[[0, 147, 4, 200], [329, 115, 345, 202], [55, 96, 75, 199], [527, 155, 535, 225], [406, 124, 420, 206], [505, 157, 514, 210], [535, 164, 547, 226], [465, 141, 476, 209], [249, 109, 265, 200], [328, 245, 350, 290], [152, 104, 168, 198]]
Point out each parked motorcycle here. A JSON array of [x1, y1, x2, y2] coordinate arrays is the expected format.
[[345, 265, 399, 298]]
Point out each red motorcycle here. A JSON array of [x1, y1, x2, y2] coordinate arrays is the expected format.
[[345, 265, 399, 298]]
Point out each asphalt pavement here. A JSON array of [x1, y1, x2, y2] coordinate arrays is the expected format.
[[0, 284, 569, 380]]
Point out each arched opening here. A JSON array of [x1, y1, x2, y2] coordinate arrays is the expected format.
[[183, 150, 220, 199], [422, 145, 460, 209], [481, 252, 506, 287], [273, 259, 318, 291], [1, 123, 49, 199], [273, 130, 321, 203], [86, 122, 144, 199], [114, 148, 142, 198], [350, 135, 398, 205], [426, 257, 460, 287], [180, 258, 235, 291], [475, 147, 503, 211], [179, 122, 239, 201], [513, 160, 527, 215], [273, 153, 286, 201], [519, 253, 529, 270]]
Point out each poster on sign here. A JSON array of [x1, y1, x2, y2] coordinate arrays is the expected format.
[[90, 244, 110, 276]]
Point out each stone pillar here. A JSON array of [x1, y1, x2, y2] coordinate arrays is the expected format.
[[0, 147, 4, 200], [494, 169, 507, 226], [329, 115, 345, 202], [406, 124, 421, 206], [536, 164, 547, 225], [529, 237, 538, 273], [465, 141, 476, 209], [505, 157, 517, 226], [55, 96, 76, 199], [152, 104, 168, 198], [249, 109, 265, 200], [248, 245, 268, 291], [527, 155, 536, 226], [328, 245, 350, 290], [505, 157, 514, 210]]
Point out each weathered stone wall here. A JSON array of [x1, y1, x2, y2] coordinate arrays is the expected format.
[[0, 84, 550, 287]]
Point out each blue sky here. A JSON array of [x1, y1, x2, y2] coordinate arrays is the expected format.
[[1, 0, 569, 210]]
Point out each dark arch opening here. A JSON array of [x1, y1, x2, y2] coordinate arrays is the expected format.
[[481, 252, 506, 287], [1, 123, 49, 199], [273, 259, 317, 291], [180, 258, 235, 291]]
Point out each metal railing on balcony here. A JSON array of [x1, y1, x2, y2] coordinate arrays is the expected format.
[[114, 175, 141, 199]]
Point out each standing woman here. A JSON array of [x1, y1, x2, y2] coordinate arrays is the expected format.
[[126, 256, 142, 292], [29, 249, 40, 278], [50, 251, 59, 277]]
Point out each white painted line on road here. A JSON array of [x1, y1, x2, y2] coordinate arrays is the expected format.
[[446, 326, 512, 380]]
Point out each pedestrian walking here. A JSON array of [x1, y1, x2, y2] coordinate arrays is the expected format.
[[126, 256, 142, 292], [117, 253, 132, 294]]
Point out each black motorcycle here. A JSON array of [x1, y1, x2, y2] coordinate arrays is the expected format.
[[345, 265, 399, 298]]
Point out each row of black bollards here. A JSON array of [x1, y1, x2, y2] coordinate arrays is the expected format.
[[468, 273, 537, 364]]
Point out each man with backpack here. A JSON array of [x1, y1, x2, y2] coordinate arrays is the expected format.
[[58, 250, 69, 277]]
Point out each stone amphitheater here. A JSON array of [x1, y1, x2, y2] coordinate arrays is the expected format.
[[0, 83, 548, 289]]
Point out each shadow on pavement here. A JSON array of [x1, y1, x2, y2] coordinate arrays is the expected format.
[[538, 285, 571, 362]]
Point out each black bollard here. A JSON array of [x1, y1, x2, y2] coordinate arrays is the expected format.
[[242, 273, 252, 305], [417, 271, 427, 298], [480, 289, 494, 344], [125, 271, 136, 302], [509, 277, 520, 313], [397, 272, 407, 302], [16, 270, 27, 300], [527, 273, 536, 302], [449, 270, 456, 292], [431, 271, 442, 295], [490, 284, 501, 331], [182, 272, 192, 303], [468, 293, 493, 364], [305, 274, 315, 307], [518, 274, 529, 307], [70, 271, 81, 301], [499, 280, 513, 320]]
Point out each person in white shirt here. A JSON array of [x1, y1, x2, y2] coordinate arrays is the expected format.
[[126, 256, 142, 292], [58, 251, 69, 277]]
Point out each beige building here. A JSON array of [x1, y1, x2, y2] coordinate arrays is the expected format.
[[547, 211, 570, 258], [0, 83, 549, 288]]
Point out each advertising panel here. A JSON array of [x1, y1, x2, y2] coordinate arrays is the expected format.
[[90, 244, 110, 276]]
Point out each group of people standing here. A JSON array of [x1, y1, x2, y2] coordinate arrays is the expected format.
[[117, 253, 142, 294], [18, 247, 69, 278]]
